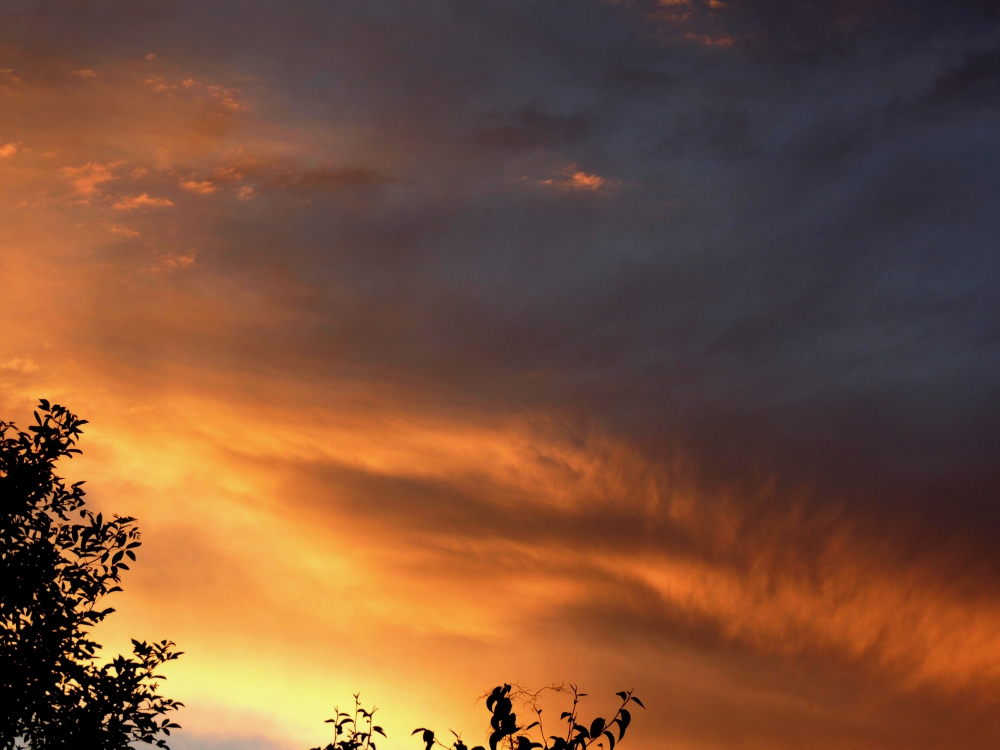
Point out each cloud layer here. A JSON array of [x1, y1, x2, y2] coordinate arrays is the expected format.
[[2, 1, 1000, 747]]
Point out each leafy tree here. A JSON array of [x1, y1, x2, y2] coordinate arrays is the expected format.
[[0, 400, 182, 749], [314, 686, 643, 750]]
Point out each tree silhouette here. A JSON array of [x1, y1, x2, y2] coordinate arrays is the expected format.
[[1, 400, 182, 749], [314, 685, 644, 750]]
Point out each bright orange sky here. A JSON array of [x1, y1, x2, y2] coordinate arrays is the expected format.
[[3, 2, 1000, 748]]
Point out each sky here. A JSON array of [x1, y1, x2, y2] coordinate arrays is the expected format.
[[2, 0, 1000, 747]]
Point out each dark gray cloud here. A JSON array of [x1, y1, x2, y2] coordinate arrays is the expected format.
[[8, 0, 997, 530], [474, 106, 591, 151]]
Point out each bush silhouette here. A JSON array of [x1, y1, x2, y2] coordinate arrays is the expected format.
[[0, 400, 182, 748], [313, 685, 644, 750]]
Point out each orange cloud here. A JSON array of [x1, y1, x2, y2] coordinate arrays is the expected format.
[[207, 85, 246, 111], [0, 358, 38, 372], [181, 179, 218, 194], [143, 76, 178, 93], [156, 252, 196, 271], [62, 161, 119, 197], [685, 32, 734, 47], [113, 193, 174, 209], [603, 542, 1000, 694], [142, 73, 247, 112], [536, 164, 620, 191], [213, 165, 246, 181], [0, 371, 991, 750], [109, 224, 140, 237]]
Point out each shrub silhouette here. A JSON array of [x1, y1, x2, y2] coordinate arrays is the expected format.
[[311, 693, 387, 750], [314, 685, 644, 750], [0, 400, 182, 748]]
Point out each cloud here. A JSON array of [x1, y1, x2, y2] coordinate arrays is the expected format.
[[72, 69, 98, 78], [261, 410, 1000, 694], [113, 193, 174, 209], [206, 156, 390, 196], [181, 180, 218, 194], [62, 161, 119, 197], [475, 106, 590, 151], [535, 165, 620, 191], [684, 32, 734, 47], [144, 76, 178, 93], [0, 358, 38, 372], [155, 148, 172, 170], [142, 74, 247, 112], [156, 252, 196, 271], [207, 85, 245, 111], [0, 143, 16, 158], [213, 165, 247, 181], [602, 544, 1000, 693], [3, 1, 1000, 747]]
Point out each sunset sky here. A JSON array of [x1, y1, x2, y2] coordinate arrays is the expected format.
[[3, 1, 1000, 748]]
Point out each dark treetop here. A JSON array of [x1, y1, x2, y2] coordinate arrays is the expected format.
[[0, 400, 181, 749]]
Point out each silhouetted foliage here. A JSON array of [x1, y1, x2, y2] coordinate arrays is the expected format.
[[0, 400, 182, 749], [310, 693, 386, 750], [313, 686, 643, 750]]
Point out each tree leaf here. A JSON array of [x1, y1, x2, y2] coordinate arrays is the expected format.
[[617, 709, 631, 740]]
